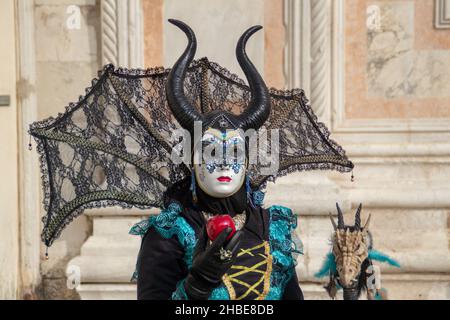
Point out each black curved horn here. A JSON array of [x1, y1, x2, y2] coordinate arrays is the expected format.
[[236, 26, 271, 131], [166, 19, 204, 133], [354, 203, 362, 229], [336, 203, 344, 229]]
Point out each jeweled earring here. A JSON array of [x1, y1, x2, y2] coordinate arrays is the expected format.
[[190, 171, 197, 203]]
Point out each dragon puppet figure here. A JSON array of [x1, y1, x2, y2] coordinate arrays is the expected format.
[[315, 204, 400, 300]]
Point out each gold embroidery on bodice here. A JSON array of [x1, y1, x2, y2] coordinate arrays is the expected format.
[[222, 241, 272, 300]]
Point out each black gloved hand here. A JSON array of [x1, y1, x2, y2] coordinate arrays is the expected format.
[[184, 227, 242, 300]]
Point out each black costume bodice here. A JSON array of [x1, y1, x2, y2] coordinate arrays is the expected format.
[[131, 203, 303, 300]]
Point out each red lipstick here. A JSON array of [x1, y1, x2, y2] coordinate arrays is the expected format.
[[217, 176, 232, 182]]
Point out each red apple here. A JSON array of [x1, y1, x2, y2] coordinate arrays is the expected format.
[[206, 215, 236, 241]]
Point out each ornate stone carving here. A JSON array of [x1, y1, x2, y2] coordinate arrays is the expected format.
[[100, 0, 144, 67], [283, 0, 308, 92], [101, 0, 118, 65], [310, 0, 330, 122], [284, 0, 331, 124]]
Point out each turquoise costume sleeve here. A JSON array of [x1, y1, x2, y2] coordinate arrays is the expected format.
[[266, 205, 302, 299]]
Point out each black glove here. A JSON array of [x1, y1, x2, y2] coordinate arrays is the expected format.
[[184, 227, 242, 300]]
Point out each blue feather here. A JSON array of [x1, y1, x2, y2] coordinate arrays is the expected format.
[[314, 252, 336, 278], [369, 249, 401, 268]]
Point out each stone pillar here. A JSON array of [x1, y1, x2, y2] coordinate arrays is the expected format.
[[0, 0, 20, 299], [101, 0, 144, 67], [17, 0, 41, 299], [284, 0, 332, 125]]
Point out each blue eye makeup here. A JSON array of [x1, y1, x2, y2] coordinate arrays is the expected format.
[[206, 162, 216, 174], [198, 130, 246, 173]]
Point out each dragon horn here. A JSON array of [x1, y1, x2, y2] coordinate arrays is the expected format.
[[354, 203, 362, 229], [336, 203, 344, 229]]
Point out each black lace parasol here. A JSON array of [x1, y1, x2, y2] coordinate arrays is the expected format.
[[29, 58, 353, 247]]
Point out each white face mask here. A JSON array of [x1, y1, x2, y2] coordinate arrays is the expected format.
[[193, 128, 246, 198]]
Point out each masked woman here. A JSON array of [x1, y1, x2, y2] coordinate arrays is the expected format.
[[131, 20, 304, 300]]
